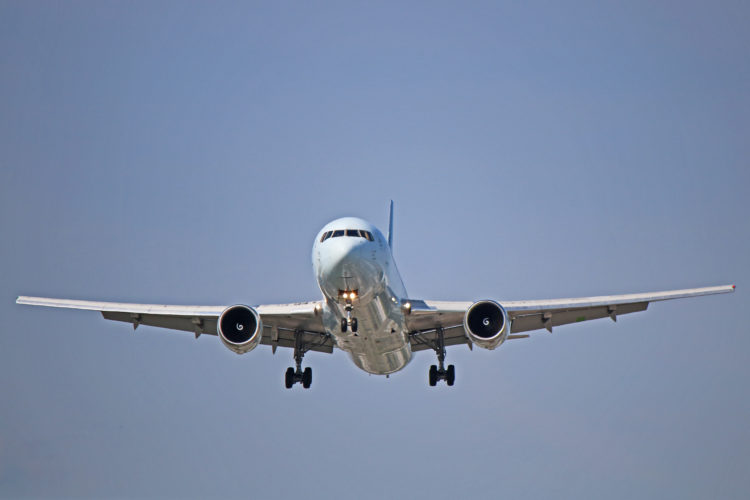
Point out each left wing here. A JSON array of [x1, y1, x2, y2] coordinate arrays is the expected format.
[[406, 284, 735, 352], [15, 296, 334, 353]]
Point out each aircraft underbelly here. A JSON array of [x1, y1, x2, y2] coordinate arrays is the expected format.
[[345, 331, 411, 375], [329, 292, 412, 375]]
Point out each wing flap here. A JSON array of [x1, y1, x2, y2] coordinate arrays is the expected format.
[[259, 327, 334, 353], [510, 301, 648, 334], [102, 311, 219, 336], [410, 324, 467, 352], [404, 300, 467, 332]]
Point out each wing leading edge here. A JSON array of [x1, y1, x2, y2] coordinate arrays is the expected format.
[[406, 284, 735, 351]]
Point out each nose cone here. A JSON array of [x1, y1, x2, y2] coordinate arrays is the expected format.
[[317, 236, 381, 299]]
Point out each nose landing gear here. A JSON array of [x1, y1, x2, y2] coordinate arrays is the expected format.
[[340, 315, 358, 333], [339, 291, 358, 333]]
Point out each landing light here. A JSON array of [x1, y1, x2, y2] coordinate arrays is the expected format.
[[338, 289, 359, 300]]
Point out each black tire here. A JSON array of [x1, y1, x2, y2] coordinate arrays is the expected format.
[[341, 318, 348, 333], [302, 367, 312, 389], [429, 365, 438, 386], [351, 318, 358, 333], [285, 367, 295, 389], [446, 364, 455, 386]]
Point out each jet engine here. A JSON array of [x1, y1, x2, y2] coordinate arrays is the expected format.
[[218, 305, 262, 354], [463, 300, 509, 350]]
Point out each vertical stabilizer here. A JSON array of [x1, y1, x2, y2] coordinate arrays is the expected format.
[[387, 200, 394, 250]]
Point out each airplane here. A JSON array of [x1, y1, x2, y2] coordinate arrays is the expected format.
[[17, 203, 735, 389]]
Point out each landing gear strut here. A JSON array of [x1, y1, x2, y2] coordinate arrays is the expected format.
[[285, 330, 313, 389], [428, 327, 455, 387], [340, 299, 358, 333]]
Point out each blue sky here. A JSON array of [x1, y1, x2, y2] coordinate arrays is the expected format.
[[1, 1, 748, 498]]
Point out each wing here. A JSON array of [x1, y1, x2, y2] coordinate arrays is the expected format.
[[15, 296, 334, 353], [405, 284, 735, 352]]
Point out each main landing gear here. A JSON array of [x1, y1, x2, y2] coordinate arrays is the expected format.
[[285, 330, 313, 389], [428, 327, 455, 387]]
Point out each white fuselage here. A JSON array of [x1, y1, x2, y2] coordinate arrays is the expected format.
[[312, 217, 411, 375]]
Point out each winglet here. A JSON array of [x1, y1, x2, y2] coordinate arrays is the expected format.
[[387, 200, 394, 250]]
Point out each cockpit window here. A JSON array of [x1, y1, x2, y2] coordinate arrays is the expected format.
[[320, 229, 374, 242]]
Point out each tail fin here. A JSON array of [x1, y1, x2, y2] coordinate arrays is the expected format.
[[387, 200, 394, 250]]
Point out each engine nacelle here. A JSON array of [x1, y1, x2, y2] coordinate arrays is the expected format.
[[218, 305, 262, 354], [463, 300, 509, 350]]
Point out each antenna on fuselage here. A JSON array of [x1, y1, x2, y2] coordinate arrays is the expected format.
[[387, 200, 394, 250]]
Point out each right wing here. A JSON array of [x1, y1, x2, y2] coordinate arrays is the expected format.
[[15, 296, 334, 353], [406, 284, 735, 351]]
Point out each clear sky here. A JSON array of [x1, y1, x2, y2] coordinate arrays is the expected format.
[[1, 1, 748, 498]]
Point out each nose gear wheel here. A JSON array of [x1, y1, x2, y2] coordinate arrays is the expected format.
[[340, 300, 358, 333]]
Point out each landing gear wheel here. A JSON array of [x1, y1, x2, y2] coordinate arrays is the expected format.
[[446, 364, 455, 386], [351, 318, 358, 333], [285, 367, 295, 389], [302, 367, 312, 389], [429, 365, 438, 386], [341, 318, 348, 333]]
